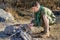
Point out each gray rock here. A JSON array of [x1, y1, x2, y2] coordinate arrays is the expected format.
[[0, 9, 14, 22], [4, 25, 15, 35]]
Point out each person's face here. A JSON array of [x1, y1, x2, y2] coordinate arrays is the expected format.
[[31, 6, 39, 13]]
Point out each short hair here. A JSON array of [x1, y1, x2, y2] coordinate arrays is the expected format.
[[30, 1, 38, 8]]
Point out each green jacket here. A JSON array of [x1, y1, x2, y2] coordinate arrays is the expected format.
[[34, 6, 56, 26]]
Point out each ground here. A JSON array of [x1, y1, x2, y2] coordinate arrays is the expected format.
[[0, 16, 60, 40]]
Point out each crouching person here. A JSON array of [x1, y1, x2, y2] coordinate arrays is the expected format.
[[29, 1, 56, 38]]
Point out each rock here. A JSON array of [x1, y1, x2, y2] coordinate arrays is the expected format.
[[4, 25, 15, 35], [0, 9, 14, 22], [0, 3, 6, 9]]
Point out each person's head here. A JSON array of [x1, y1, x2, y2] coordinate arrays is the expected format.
[[30, 1, 40, 13]]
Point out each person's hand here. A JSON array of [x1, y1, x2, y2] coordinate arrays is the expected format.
[[28, 23, 34, 28]]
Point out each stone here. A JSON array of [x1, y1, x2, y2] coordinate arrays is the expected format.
[[0, 9, 14, 22]]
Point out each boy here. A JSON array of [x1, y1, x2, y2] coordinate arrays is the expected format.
[[29, 1, 55, 38]]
